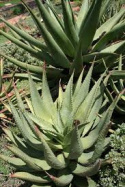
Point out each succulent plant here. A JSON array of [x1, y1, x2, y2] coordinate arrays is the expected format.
[[0, 65, 121, 187], [0, 59, 14, 120], [0, 0, 125, 77], [97, 123, 125, 187]]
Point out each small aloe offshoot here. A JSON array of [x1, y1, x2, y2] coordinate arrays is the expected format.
[[0, 59, 29, 123], [0, 65, 121, 186], [0, 59, 14, 120], [0, 0, 125, 77]]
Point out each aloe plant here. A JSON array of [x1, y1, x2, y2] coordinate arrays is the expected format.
[[0, 59, 14, 120], [0, 0, 125, 77], [0, 65, 121, 187], [0, 59, 30, 124]]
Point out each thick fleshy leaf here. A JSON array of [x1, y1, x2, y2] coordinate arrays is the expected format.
[[47, 169, 73, 186], [68, 125, 83, 159], [9, 102, 44, 150], [42, 71, 57, 122], [20, 0, 71, 68], [2, 127, 17, 145], [87, 177, 97, 187], [11, 172, 50, 183], [77, 0, 89, 30], [70, 45, 83, 75], [73, 69, 84, 98], [75, 72, 105, 126], [31, 0, 75, 57], [78, 0, 103, 54], [0, 52, 62, 76], [61, 0, 78, 47], [70, 159, 101, 176], [81, 94, 121, 150], [29, 74, 52, 122], [94, 8, 125, 41], [0, 18, 47, 51], [0, 30, 55, 65], [35, 127, 66, 169], [60, 73, 74, 126], [46, 0, 64, 30], [78, 152, 93, 165], [83, 52, 118, 62], [94, 41, 125, 72], [0, 154, 26, 169], [7, 145, 41, 171], [99, 0, 111, 21], [82, 75, 109, 136], [14, 86, 25, 111], [73, 64, 93, 114], [89, 122, 111, 164], [110, 70, 125, 80], [92, 21, 125, 52], [27, 113, 55, 133]]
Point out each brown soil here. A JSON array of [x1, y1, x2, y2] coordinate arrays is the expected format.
[[0, 14, 26, 29]]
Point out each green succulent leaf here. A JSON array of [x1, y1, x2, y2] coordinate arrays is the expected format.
[[75, 71, 105, 127], [60, 73, 74, 126], [0, 18, 47, 51], [47, 169, 73, 186], [21, 0, 71, 69], [0, 30, 55, 65], [0, 154, 26, 169], [94, 8, 125, 41], [68, 125, 83, 159], [78, 0, 103, 54], [87, 177, 97, 187], [70, 159, 101, 177], [73, 64, 93, 114], [78, 152, 94, 165], [61, 0, 78, 47], [7, 145, 41, 171], [99, 0, 111, 21], [11, 172, 50, 183], [46, 0, 64, 30], [42, 71, 57, 123], [92, 21, 125, 52], [110, 70, 125, 80], [81, 94, 118, 150], [35, 127, 66, 169], [77, 0, 89, 30], [34, 0, 75, 57], [0, 52, 61, 76]]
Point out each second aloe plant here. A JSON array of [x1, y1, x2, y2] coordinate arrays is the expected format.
[[0, 65, 121, 186], [0, 0, 125, 77]]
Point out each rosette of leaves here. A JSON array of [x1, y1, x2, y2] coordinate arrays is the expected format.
[[0, 0, 125, 77], [97, 123, 125, 187], [0, 65, 121, 187]]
